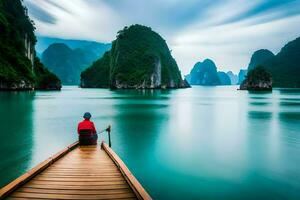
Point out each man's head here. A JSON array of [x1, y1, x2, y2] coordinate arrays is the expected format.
[[83, 112, 92, 120]]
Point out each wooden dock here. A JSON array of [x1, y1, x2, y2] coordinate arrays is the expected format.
[[0, 142, 151, 200]]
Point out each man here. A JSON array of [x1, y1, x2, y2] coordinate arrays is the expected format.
[[77, 112, 98, 145]]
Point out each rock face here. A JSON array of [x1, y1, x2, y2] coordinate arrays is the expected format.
[[0, 0, 61, 90], [188, 59, 220, 85], [226, 71, 238, 85], [261, 37, 300, 87], [238, 69, 248, 84], [218, 72, 231, 85], [245, 37, 300, 87], [42, 43, 92, 85], [81, 25, 189, 89], [248, 49, 275, 70], [240, 66, 272, 91]]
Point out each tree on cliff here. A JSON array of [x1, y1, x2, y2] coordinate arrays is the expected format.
[[0, 0, 61, 90], [81, 24, 189, 89], [240, 66, 272, 90]]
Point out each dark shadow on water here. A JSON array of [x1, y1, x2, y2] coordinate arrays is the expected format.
[[248, 90, 273, 95], [0, 92, 34, 187], [280, 98, 300, 101], [249, 102, 271, 106], [280, 101, 300, 106], [278, 88, 300, 94], [248, 111, 272, 119], [249, 96, 271, 100], [279, 112, 300, 122]]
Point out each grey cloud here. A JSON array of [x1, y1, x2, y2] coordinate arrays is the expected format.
[[23, 1, 56, 24]]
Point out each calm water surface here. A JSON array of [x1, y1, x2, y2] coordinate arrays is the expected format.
[[0, 86, 300, 199]]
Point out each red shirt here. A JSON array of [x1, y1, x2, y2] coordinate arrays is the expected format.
[[77, 119, 96, 134]]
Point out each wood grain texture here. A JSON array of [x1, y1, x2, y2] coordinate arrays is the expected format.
[[102, 142, 152, 200], [1, 142, 151, 200]]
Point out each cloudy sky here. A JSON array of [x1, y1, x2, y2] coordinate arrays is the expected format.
[[23, 0, 300, 74]]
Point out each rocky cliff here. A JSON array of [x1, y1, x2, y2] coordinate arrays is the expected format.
[[248, 49, 275, 70], [218, 72, 231, 85], [81, 25, 189, 89], [187, 59, 220, 85], [238, 69, 247, 84], [226, 71, 238, 85], [0, 0, 61, 90], [240, 66, 272, 91], [245, 37, 300, 87]]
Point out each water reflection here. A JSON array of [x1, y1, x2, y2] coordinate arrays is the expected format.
[[0, 86, 300, 199], [279, 112, 300, 121], [0, 92, 34, 187], [248, 111, 272, 119], [107, 90, 171, 199]]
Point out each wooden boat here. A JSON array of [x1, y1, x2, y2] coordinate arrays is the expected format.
[[0, 141, 151, 200]]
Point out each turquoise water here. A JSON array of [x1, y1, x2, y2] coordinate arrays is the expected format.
[[0, 86, 300, 199]]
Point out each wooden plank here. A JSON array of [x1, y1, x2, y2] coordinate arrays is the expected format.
[[102, 142, 152, 200], [22, 184, 130, 190], [28, 180, 127, 186], [32, 177, 125, 182], [39, 172, 122, 176], [10, 191, 136, 199], [7, 197, 49, 200], [17, 187, 133, 195], [0, 142, 79, 199], [37, 174, 123, 178], [2, 141, 150, 200]]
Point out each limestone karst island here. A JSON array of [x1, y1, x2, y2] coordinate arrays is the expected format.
[[0, 0, 300, 200]]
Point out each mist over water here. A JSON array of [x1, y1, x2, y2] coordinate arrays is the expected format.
[[0, 86, 299, 199]]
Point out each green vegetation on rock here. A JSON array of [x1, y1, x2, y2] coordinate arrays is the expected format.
[[246, 37, 300, 88], [0, 0, 61, 90], [81, 25, 189, 89], [34, 57, 61, 90], [248, 49, 275, 70], [81, 51, 110, 88], [240, 66, 272, 91]]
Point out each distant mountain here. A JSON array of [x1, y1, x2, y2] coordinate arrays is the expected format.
[[36, 36, 111, 53], [36, 36, 111, 64], [238, 69, 248, 84], [81, 25, 189, 89], [187, 59, 220, 85], [218, 72, 231, 85], [226, 71, 238, 85], [248, 49, 275, 70], [246, 37, 300, 87], [42, 43, 91, 85]]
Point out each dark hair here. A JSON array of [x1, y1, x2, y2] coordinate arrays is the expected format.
[[83, 112, 91, 119]]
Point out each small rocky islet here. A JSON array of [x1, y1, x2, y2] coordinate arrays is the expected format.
[[81, 25, 190, 89]]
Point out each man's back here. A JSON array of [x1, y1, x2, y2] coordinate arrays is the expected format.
[[77, 119, 96, 134]]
